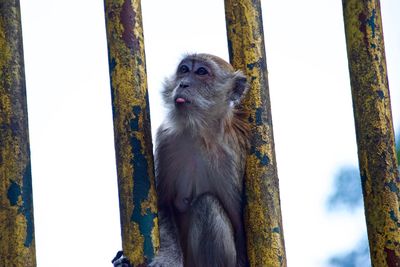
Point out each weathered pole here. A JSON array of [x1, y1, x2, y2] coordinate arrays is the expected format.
[[104, 0, 159, 265], [224, 1, 287, 266], [342, 0, 400, 266], [0, 1, 36, 266]]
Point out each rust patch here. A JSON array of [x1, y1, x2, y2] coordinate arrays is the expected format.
[[358, 12, 370, 51], [384, 247, 400, 267], [120, 0, 139, 51]]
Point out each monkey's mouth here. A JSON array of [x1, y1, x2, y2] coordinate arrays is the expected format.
[[174, 96, 191, 106]]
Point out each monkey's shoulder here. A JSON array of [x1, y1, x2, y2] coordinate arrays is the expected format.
[[223, 108, 251, 152]]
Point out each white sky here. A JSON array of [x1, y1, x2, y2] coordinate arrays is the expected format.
[[19, 1, 399, 267]]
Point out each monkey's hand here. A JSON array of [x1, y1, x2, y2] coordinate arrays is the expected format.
[[112, 251, 132, 267]]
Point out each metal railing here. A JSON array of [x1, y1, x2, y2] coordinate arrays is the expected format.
[[1, 0, 398, 266]]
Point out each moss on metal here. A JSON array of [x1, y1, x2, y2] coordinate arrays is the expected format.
[[342, 0, 400, 266], [0, 1, 36, 266], [224, 0, 287, 266], [104, 0, 159, 265]]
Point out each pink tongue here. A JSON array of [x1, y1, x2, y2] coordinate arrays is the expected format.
[[176, 97, 186, 104]]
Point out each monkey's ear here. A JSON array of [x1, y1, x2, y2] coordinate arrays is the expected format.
[[229, 71, 248, 105]]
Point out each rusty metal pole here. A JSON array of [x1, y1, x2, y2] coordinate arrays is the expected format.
[[104, 0, 159, 265], [224, 1, 287, 266], [0, 1, 36, 266], [342, 0, 400, 266]]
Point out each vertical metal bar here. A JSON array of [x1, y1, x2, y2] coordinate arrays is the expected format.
[[342, 0, 400, 265], [0, 1, 36, 266], [104, 0, 159, 265], [224, 1, 286, 266]]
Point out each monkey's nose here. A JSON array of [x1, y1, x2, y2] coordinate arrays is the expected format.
[[179, 82, 189, 88]]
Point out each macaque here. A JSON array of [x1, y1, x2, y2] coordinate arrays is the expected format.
[[113, 54, 250, 267]]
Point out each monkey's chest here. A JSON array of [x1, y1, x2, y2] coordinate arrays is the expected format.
[[169, 145, 231, 213], [172, 155, 208, 211]]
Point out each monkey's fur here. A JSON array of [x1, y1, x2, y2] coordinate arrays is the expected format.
[[113, 54, 250, 267], [151, 54, 250, 267]]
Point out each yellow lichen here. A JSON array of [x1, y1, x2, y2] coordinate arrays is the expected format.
[[0, 2, 36, 266], [225, 0, 286, 266], [104, 0, 158, 264], [343, 0, 400, 264]]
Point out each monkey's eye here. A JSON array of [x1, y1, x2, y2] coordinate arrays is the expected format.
[[178, 65, 189, 74], [195, 67, 208, 76]]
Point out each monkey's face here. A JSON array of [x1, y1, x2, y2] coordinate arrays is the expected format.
[[163, 54, 248, 127]]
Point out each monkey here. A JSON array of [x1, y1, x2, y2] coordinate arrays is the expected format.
[[113, 53, 250, 267]]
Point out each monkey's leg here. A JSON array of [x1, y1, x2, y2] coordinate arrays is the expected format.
[[148, 210, 183, 267], [186, 193, 236, 267]]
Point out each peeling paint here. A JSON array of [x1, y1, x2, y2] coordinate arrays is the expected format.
[[225, 0, 286, 266], [21, 164, 35, 248], [272, 227, 280, 234], [386, 181, 399, 195], [255, 107, 263, 126], [377, 90, 384, 100], [342, 0, 400, 265], [366, 9, 376, 38], [104, 0, 159, 265], [7, 181, 21, 206], [0, 1, 36, 266], [388, 210, 399, 226]]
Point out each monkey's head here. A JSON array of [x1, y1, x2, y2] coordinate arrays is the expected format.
[[163, 54, 248, 130]]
